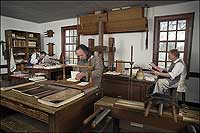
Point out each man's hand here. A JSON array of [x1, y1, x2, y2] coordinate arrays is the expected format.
[[151, 69, 170, 78], [152, 70, 160, 76], [149, 62, 162, 72], [75, 72, 86, 80]]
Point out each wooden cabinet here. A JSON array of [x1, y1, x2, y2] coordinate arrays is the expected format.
[[102, 74, 154, 101], [5, 30, 41, 73]]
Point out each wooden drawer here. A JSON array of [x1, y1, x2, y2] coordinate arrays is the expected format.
[[0, 97, 48, 123]]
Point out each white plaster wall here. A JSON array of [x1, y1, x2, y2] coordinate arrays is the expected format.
[[0, 16, 40, 74], [80, 32, 151, 68]]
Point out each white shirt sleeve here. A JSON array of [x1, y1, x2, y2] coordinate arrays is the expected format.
[[168, 62, 184, 80], [30, 53, 38, 65]]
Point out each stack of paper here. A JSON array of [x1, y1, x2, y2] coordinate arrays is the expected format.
[[29, 76, 46, 82], [104, 71, 121, 75], [76, 82, 89, 86], [66, 78, 79, 82]]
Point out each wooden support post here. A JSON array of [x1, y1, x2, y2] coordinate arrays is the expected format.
[[98, 21, 104, 61], [108, 37, 115, 71], [172, 105, 177, 123], [159, 103, 164, 117], [62, 56, 66, 80], [88, 39, 94, 55], [144, 101, 152, 117]]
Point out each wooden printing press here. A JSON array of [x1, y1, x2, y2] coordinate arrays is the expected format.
[[0, 65, 102, 132], [82, 96, 200, 132]]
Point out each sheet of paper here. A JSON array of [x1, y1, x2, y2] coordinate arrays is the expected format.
[[66, 78, 79, 82], [104, 71, 121, 75], [76, 82, 89, 86]]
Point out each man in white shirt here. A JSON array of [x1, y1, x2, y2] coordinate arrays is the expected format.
[[151, 49, 186, 94], [29, 51, 47, 65]]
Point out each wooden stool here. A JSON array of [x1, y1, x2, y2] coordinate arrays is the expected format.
[[144, 93, 178, 123]]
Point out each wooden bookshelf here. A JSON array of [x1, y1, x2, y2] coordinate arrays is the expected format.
[[5, 29, 41, 74]]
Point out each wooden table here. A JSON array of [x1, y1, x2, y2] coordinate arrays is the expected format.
[[94, 96, 200, 132], [0, 80, 102, 132], [102, 74, 155, 101], [25, 65, 72, 80]]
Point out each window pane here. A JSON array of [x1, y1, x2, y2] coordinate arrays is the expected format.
[[74, 37, 78, 43], [65, 37, 69, 43], [180, 53, 184, 59], [65, 45, 73, 51], [159, 42, 166, 51], [158, 62, 165, 68], [158, 52, 166, 61], [69, 52, 74, 58], [160, 22, 168, 31], [65, 30, 69, 36], [178, 20, 186, 30], [65, 52, 70, 60], [168, 31, 176, 40], [70, 37, 75, 43], [69, 59, 74, 64], [177, 31, 185, 40], [70, 45, 74, 51], [69, 30, 74, 36], [74, 30, 77, 36], [166, 62, 171, 68], [167, 53, 170, 61], [160, 32, 167, 41], [176, 42, 185, 51], [73, 59, 77, 64], [168, 21, 177, 30], [167, 42, 176, 51]]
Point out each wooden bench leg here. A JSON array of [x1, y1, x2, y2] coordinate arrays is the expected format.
[[158, 103, 163, 117], [172, 105, 177, 123], [144, 101, 152, 117]]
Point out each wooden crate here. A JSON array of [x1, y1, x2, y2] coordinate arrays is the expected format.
[[106, 18, 147, 33], [108, 7, 144, 22]]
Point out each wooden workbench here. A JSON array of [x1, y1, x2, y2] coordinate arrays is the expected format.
[[94, 96, 200, 132], [0, 80, 102, 132], [25, 65, 72, 80], [102, 74, 154, 101]]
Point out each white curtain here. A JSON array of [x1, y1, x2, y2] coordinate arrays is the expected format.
[[10, 48, 16, 72]]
